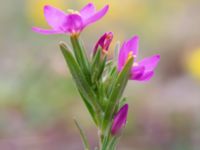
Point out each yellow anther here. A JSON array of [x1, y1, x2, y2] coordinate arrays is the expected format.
[[127, 51, 133, 60], [67, 9, 80, 15]]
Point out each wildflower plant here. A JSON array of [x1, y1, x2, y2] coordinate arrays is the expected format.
[[32, 2, 160, 150]]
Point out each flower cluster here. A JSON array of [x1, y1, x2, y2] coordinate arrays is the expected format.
[[32, 2, 160, 150]]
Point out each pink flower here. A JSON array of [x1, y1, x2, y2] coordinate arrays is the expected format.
[[93, 32, 113, 54], [118, 36, 160, 81], [32, 3, 109, 36], [111, 104, 128, 135]]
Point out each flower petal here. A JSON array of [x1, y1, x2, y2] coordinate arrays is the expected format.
[[130, 66, 145, 80], [125, 36, 139, 57], [44, 5, 67, 30], [138, 54, 160, 72], [137, 71, 154, 81], [83, 5, 109, 26], [32, 27, 64, 35], [118, 41, 128, 71], [80, 3, 96, 20], [63, 14, 84, 34], [111, 104, 128, 135]]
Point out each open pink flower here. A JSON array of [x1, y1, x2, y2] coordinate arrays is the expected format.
[[32, 3, 109, 36], [93, 32, 113, 54], [118, 36, 160, 81], [111, 104, 128, 135]]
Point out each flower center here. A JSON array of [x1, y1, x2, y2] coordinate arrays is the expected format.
[[67, 9, 80, 15], [133, 62, 138, 66], [127, 51, 133, 60], [126, 51, 138, 67]]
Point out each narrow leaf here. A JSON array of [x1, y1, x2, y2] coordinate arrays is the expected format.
[[60, 42, 102, 121], [70, 36, 91, 83], [103, 57, 133, 129], [74, 119, 90, 150]]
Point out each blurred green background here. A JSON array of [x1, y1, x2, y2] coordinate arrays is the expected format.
[[1, 0, 200, 149]]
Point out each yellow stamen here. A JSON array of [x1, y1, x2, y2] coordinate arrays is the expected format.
[[67, 9, 80, 15], [127, 51, 133, 60]]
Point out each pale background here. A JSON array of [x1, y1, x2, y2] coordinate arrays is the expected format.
[[0, 0, 200, 149]]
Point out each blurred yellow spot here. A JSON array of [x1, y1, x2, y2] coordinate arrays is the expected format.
[[186, 48, 200, 80], [27, 0, 65, 26]]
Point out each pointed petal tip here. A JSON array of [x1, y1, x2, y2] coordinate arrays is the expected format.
[[155, 54, 161, 59], [32, 27, 41, 33], [104, 4, 109, 11], [107, 31, 114, 36], [43, 5, 52, 11], [123, 104, 129, 110], [152, 54, 161, 63], [87, 2, 95, 7], [131, 35, 139, 42]]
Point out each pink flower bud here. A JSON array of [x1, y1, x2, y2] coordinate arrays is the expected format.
[[111, 104, 128, 135], [94, 32, 113, 54]]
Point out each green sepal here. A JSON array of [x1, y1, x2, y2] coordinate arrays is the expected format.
[[97, 81, 107, 109], [103, 57, 134, 130], [91, 48, 101, 84], [104, 67, 118, 97], [60, 42, 102, 124], [74, 119, 90, 150], [91, 49, 107, 83], [98, 55, 107, 80]]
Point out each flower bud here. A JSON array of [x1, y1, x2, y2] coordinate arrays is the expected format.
[[111, 104, 128, 135], [93, 32, 113, 55]]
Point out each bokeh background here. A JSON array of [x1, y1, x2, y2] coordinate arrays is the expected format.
[[1, 0, 200, 149]]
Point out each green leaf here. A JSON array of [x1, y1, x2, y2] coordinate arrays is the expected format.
[[70, 36, 91, 84], [102, 57, 133, 130], [78, 90, 98, 125], [74, 119, 90, 150], [60, 42, 102, 124]]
